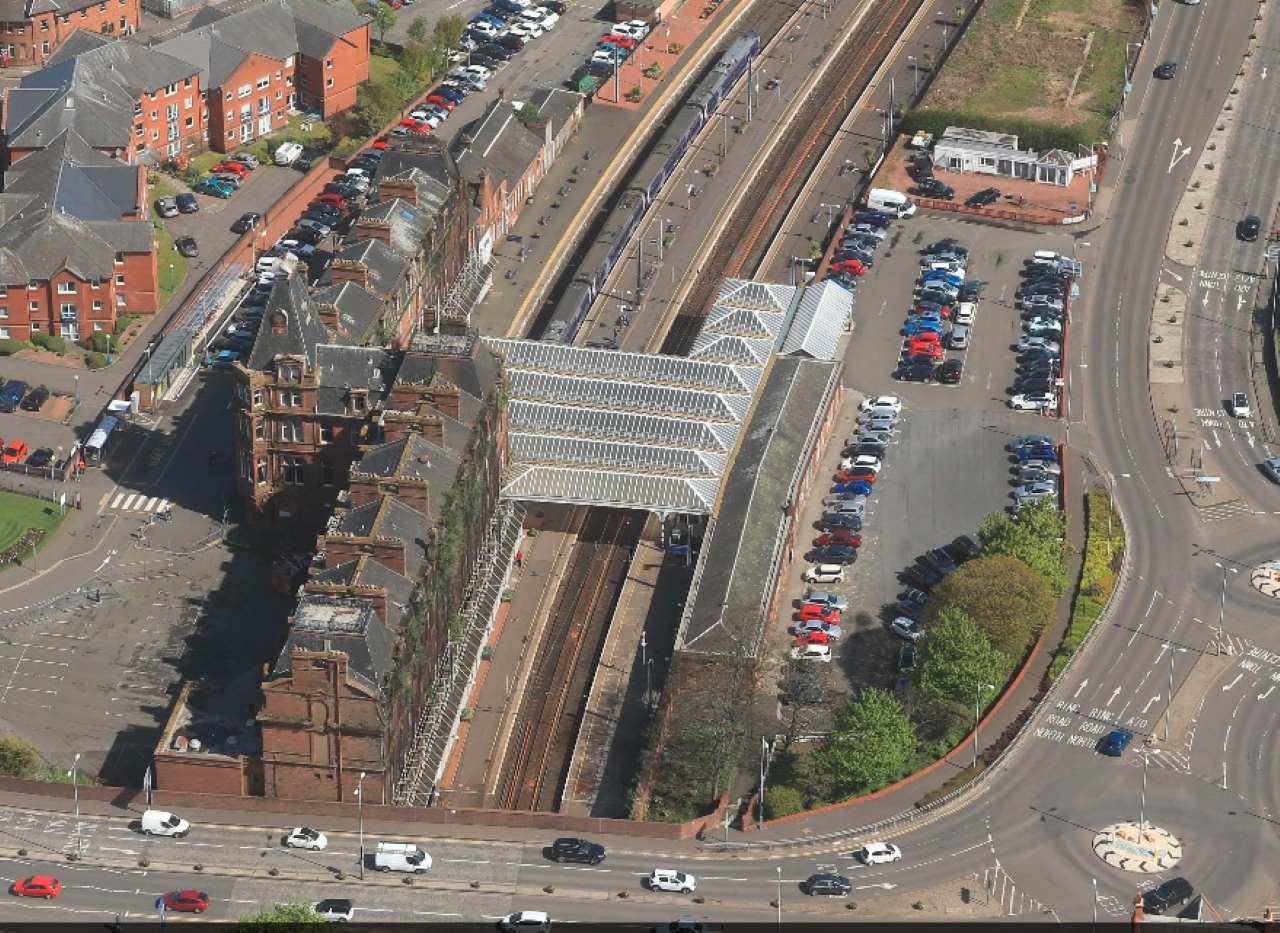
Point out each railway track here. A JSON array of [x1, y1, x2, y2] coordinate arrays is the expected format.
[[495, 509, 638, 811], [660, 0, 925, 355]]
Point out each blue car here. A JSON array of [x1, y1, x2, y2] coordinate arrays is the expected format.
[[206, 349, 241, 369], [435, 86, 466, 103], [903, 319, 944, 337], [920, 271, 963, 287], [1099, 729, 1132, 757], [0, 379, 27, 412], [832, 480, 873, 496], [1015, 445, 1058, 463]]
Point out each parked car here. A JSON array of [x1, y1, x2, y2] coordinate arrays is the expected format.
[[797, 602, 842, 623], [815, 545, 858, 565], [231, 211, 261, 233], [888, 617, 922, 641], [937, 359, 963, 383], [194, 178, 234, 198], [859, 394, 902, 415], [155, 197, 179, 218], [897, 643, 918, 672], [2, 440, 29, 464], [176, 192, 199, 213], [923, 547, 957, 575], [1016, 335, 1060, 353], [790, 643, 833, 662], [965, 187, 1000, 207], [895, 361, 935, 382], [175, 236, 199, 258], [912, 177, 953, 199], [0, 380, 27, 412], [229, 152, 260, 169], [1010, 392, 1057, 412], [274, 141, 304, 165], [803, 590, 848, 611], [18, 385, 48, 412], [802, 563, 845, 584], [210, 161, 249, 178], [25, 448, 53, 470]]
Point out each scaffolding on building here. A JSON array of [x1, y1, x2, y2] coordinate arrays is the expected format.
[[420, 251, 494, 335]]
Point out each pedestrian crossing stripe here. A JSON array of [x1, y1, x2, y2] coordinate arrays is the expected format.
[[107, 492, 171, 514]]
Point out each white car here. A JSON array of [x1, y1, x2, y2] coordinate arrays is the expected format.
[[859, 395, 902, 415], [469, 20, 497, 36], [273, 141, 303, 165], [647, 869, 697, 893], [614, 19, 648, 38], [790, 643, 833, 662], [953, 301, 976, 325], [1018, 458, 1061, 475], [888, 617, 921, 642], [461, 63, 493, 80], [537, 9, 559, 28], [1013, 482, 1057, 500], [591, 50, 618, 64], [1016, 335, 1060, 353], [313, 899, 353, 922], [1231, 391, 1250, 419], [499, 910, 551, 933], [507, 21, 541, 38], [1009, 393, 1056, 412], [803, 564, 845, 584], [284, 827, 328, 850], [848, 455, 881, 472], [855, 842, 903, 864]]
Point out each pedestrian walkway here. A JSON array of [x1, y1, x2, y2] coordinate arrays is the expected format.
[[100, 491, 172, 516], [560, 527, 692, 818]]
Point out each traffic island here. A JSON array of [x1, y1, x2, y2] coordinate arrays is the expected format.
[[1092, 821, 1183, 873], [1251, 560, 1280, 599]]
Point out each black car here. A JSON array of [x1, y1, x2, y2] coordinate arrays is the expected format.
[[231, 211, 261, 234], [913, 560, 945, 587], [494, 32, 525, 50], [854, 210, 891, 227], [304, 206, 342, 223], [294, 147, 324, 172], [948, 534, 982, 561], [937, 358, 963, 384], [897, 643, 918, 672], [286, 227, 324, 246], [1153, 61, 1178, 80], [803, 873, 852, 896], [923, 547, 958, 575], [899, 565, 934, 591], [913, 177, 954, 200], [550, 837, 605, 864], [821, 512, 862, 531], [544, 0, 567, 11], [1142, 877, 1193, 915], [924, 238, 968, 257], [175, 235, 199, 258], [916, 289, 955, 306], [965, 187, 1000, 208], [175, 192, 199, 214], [477, 42, 515, 60], [1237, 214, 1262, 242], [816, 545, 858, 565], [1015, 379, 1057, 396], [1018, 348, 1060, 363], [24, 447, 53, 470], [470, 53, 502, 70], [19, 385, 49, 412], [895, 361, 935, 382]]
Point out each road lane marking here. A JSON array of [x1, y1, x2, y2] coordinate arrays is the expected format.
[[1222, 673, 1243, 691]]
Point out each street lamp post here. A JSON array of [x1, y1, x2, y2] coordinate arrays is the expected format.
[[775, 866, 782, 930], [356, 771, 366, 879], [907, 54, 919, 97], [69, 752, 81, 854], [1137, 749, 1149, 848], [973, 682, 995, 768], [1092, 878, 1098, 933], [1214, 562, 1238, 643]]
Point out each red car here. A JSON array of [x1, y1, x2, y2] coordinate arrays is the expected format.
[[2, 440, 28, 464], [314, 193, 347, 211], [831, 258, 866, 276], [209, 161, 249, 178], [835, 467, 877, 484], [796, 603, 840, 624], [906, 341, 944, 360], [815, 530, 862, 548], [602, 32, 637, 48], [371, 139, 389, 150], [398, 117, 420, 127], [12, 876, 61, 899], [794, 630, 831, 647], [163, 890, 210, 913], [426, 95, 457, 110], [410, 122, 433, 135]]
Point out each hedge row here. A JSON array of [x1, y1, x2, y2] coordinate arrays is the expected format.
[[902, 108, 1097, 154], [1047, 487, 1125, 682]]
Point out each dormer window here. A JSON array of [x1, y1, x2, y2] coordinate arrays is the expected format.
[[349, 390, 367, 413], [278, 362, 301, 382]]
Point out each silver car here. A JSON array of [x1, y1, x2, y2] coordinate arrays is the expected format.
[[1013, 481, 1057, 500], [1017, 467, 1059, 486], [1262, 457, 1280, 483]]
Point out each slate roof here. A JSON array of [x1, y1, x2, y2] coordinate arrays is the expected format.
[[353, 198, 432, 260], [312, 280, 383, 343], [246, 272, 329, 370], [271, 594, 394, 693], [453, 100, 544, 190], [0, 0, 115, 19], [45, 29, 113, 65], [0, 130, 151, 283], [352, 433, 462, 514], [394, 339, 499, 410], [7, 40, 198, 152], [328, 238, 407, 298], [375, 138, 457, 219], [157, 0, 367, 89], [332, 495, 429, 578], [314, 343, 394, 415]]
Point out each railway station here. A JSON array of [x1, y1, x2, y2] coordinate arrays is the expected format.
[[431, 277, 848, 814]]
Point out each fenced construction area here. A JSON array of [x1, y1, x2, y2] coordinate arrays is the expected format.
[[919, 0, 1145, 143]]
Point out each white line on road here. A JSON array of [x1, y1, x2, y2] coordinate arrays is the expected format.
[[1222, 673, 1243, 692], [1107, 685, 1122, 707]]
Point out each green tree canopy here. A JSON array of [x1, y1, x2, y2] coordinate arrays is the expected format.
[[816, 688, 916, 798], [356, 79, 401, 135], [979, 499, 1068, 595], [0, 735, 38, 777], [913, 607, 1011, 706], [433, 13, 465, 50], [368, 2, 395, 45], [238, 901, 325, 930], [406, 15, 428, 44], [925, 554, 1054, 658]]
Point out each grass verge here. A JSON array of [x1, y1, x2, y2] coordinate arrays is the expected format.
[[0, 491, 64, 554], [1047, 486, 1125, 682], [154, 223, 188, 309]]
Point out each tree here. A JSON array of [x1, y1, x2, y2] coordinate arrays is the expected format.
[[913, 607, 1011, 706], [925, 555, 1054, 658], [762, 784, 805, 820], [238, 901, 326, 930], [432, 13, 465, 50], [368, 2, 395, 46], [406, 15, 428, 44], [815, 688, 916, 799], [356, 79, 401, 135], [400, 42, 432, 82], [0, 735, 38, 777], [979, 499, 1068, 595], [778, 660, 831, 748]]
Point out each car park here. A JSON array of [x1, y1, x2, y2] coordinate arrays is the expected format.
[[647, 869, 697, 893]]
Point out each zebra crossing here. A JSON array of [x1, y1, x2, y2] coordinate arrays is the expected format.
[[101, 491, 172, 515]]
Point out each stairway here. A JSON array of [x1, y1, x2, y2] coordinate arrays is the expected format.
[[392, 500, 524, 806]]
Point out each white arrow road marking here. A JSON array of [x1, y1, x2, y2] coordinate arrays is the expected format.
[[855, 882, 897, 890], [1107, 685, 1123, 707], [1168, 138, 1192, 173], [1259, 686, 1275, 701], [1074, 679, 1089, 699], [1223, 673, 1243, 692], [1141, 695, 1161, 715]]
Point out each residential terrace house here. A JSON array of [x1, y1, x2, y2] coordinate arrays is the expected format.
[[0, 128, 156, 342], [154, 0, 369, 152], [2, 31, 204, 164], [0, 0, 141, 67]]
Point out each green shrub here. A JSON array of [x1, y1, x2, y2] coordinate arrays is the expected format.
[[0, 735, 39, 777], [86, 351, 108, 370], [761, 784, 805, 820], [30, 332, 50, 350], [113, 314, 138, 336], [902, 107, 1094, 153], [0, 339, 23, 356], [44, 335, 67, 354], [1047, 488, 1125, 681], [89, 332, 117, 354]]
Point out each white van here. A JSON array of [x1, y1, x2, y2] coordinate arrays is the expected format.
[[867, 187, 917, 218], [274, 141, 304, 166], [373, 841, 432, 873], [140, 809, 191, 837]]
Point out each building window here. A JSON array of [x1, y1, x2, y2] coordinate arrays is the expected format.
[[27, 301, 37, 311], [39, 18, 48, 29], [134, 124, 143, 137], [115, 274, 125, 285], [57, 281, 75, 293], [254, 418, 265, 440], [29, 321, 39, 331], [92, 300, 103, 311], [238, 83, 251, 98], [256, 76, 269, 90], [184, 76, 191, 87], [255, 458, 267, 484], [281, 456, 304, 485], [349, 391, 366, 413], [281, 389, 302, 407], [0, 327, 8, 339], [279, 362, 301, 381], [0, 307, 6, 319], [184, 96, 192, 110], [40, 40, 48, 54], [325, 77, 333, 89], [280, 418, 303, 442], [325, 58, 333, 69], [225, 91, 232, 101], [59, 303, 76, 319], [166, 103, 178, 121], [321, 460, 336, 485], [252, 387, 263, 406], [92, 321, 104, 332], [275, 90, 282, 100], [0, 286, 7, 297], [319, 423, 334, 444], [150, 129, 159, 141], [91, 278, 101, 290], [165, 82, 177, 95], [185, 116, 193, 128], [258, 97, 269, 114], [284, 55, 294, 67]]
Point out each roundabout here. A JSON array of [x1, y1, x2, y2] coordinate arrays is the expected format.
[[1091, 822, 1183, 874]]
